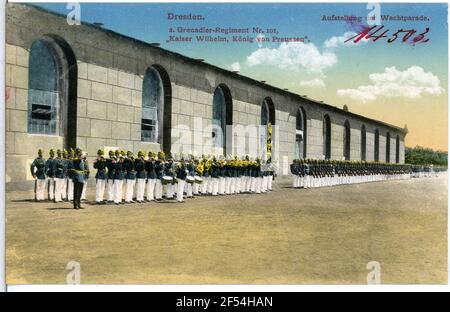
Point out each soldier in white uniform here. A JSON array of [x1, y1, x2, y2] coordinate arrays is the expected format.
[[93, 149, 107, 204]]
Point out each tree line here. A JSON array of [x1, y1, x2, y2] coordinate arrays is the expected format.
[[405, 146, 448, 166]]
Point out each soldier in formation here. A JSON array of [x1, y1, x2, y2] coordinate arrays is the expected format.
[[30, 149, 46, 201], [93, 149, 107, 204], [290, 159, 414, 189], [411, 165, 447, 178], [33, 148, 445, 206]]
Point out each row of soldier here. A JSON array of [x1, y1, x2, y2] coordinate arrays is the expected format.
[[290, 159, 441, 189], [411, 165, 447, 178], [30, 148, 276, 208]]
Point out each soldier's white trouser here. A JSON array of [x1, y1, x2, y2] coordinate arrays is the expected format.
[[186, 182, 193, 197], [293, 175, 299, 188], [113, 180, 123, 204], [106, 180, 114, 201], [122, 181, 127, 200], [208, 178, 214, 194], [54, 178, 64, 202], [225, 177, 231, 194], [193, 182, 200, 195], [146, 179, 156, 201], [201, 178, 208, 194], [211, 178, 219, 196], [250, 177, 256, 193], [154, 180, 163, 200], [177, 180, 186, 202], [67, 179, 74, 201], [261, 177, 267, 193], [81, 181, 88, 200], [136, 178, 146, 202], [62, 178, 67, 200], [165, 183, 174, 199], [268, 175, 273, 190], [230, 177, 236, 194], [255, 177, 261, 193], [219, 178, 226, 195], [48, 178, 55, 200], [35, 178, 46, 201], [234, 177, 242, 194], [96, 179, 106, 203], [125, 179, 136, 202], [241, 176, 247, 192]]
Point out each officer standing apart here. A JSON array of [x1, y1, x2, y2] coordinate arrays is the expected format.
[[71, 148, 87, 209]]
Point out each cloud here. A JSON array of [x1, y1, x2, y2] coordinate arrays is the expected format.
[[299, 78, 326, 88], [337, 66, 444, 103], [245, 30, 365, 74], [230, 62, 241, 72], [256, 33, 265, 48], [323, 31, 368, 50], [246, 42, 337, 73]]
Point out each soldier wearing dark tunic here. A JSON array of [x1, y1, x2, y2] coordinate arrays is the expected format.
[[105, 150, 116, 203], [93, 149, 107, 204], [135, 151, 146, 203], [71, 148, 87, 209], [45, 149, 56, 201], [145, 152, 157, 202], [31, 149, 46, 201]]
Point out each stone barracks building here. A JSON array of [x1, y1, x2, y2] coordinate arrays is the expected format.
[[5, 4, 407, 190]]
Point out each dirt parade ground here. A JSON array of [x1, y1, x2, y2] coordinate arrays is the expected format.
[[6, 175, 448, 285]]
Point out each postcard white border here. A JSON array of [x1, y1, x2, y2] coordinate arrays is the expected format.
[[1, 0, 450, 293]]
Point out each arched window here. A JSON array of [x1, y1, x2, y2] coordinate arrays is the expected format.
[[142, 66, 164, 143], [295, 108, 307, 159], [374, 129, 380, 162], [28, 36, 77, 147], [212, 86, 226, 149], [396, 135, 400, 163], [386, 132, 391, 163], [28, 39, 60, 135], [212, 84, 232, 155], [261, 97, 275, 159], [343, 120, 351, 160], [323, 114, 331, 159], [361, 125, 367, 161]]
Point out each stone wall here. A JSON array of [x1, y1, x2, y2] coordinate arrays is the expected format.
[[5, 3, 407, 190]]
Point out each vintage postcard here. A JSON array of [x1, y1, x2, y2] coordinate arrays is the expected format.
[[2, 1, 448, 289]]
